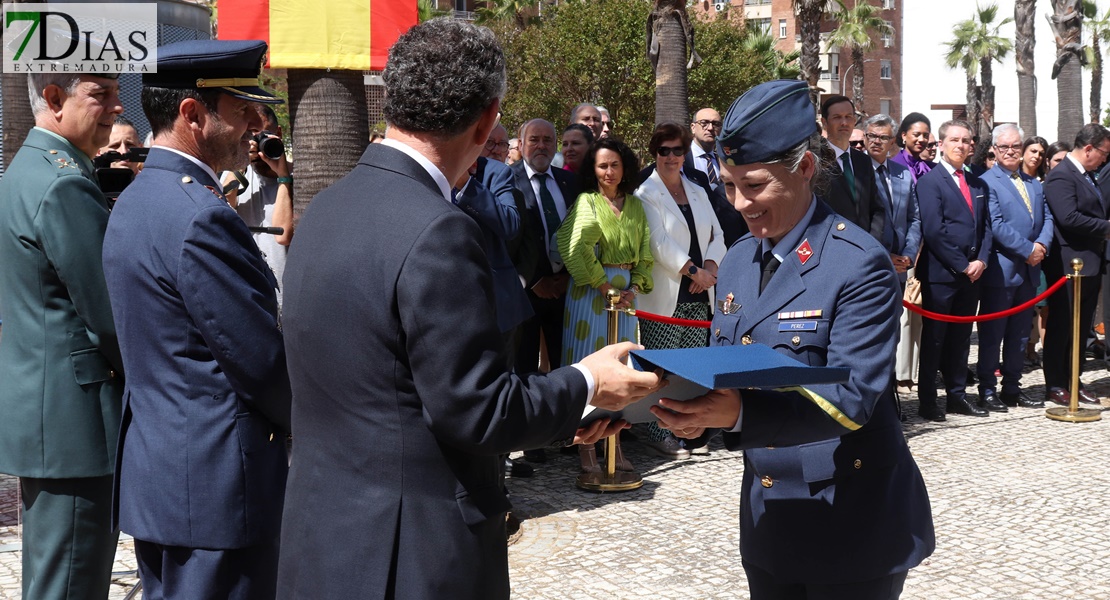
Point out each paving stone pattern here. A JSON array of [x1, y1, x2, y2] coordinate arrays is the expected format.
[[3, 349, 1110, 599]]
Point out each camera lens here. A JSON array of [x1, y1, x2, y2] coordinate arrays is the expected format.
[[258, 136, 284, 160]]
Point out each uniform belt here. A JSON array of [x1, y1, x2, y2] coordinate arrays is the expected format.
[[602, 263, 634, 270]]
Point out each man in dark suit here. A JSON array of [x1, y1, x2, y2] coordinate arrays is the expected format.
[[914, 119, 994, 421], [977, 124, 1053, 410], [1042, 123, 1110, 406], [819, 95, 886, 246], [863, 113, 921, 285], [276, 19, 660, 599], [511, 118, 580, 376], [0, 72, 124, 600], [102, 40, 292, 598], [681, 108, 747, 246]]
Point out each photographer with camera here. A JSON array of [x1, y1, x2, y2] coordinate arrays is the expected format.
[[97, 116, 144, 174], [222, 104, 293, 305]]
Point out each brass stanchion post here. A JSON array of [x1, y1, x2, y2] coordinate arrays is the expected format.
[[576, 289, 644, 492], [1047, 258, 1102, 422]]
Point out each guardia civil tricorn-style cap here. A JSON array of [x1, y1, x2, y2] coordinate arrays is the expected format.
[[143, 39, 283, 105], [717, 79, 818, 166]]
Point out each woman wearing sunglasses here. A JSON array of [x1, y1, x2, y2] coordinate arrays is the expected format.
[[633, 122, 726, 459]]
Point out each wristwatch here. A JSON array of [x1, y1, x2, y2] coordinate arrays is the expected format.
[[687, 265, 698, 277]]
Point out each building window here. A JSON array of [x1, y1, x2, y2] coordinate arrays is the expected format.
[[751, 17, 771, 35], [880, 60, 892, 80], [779, 19, 787, 38], [880, 99, 892, 116], [881, 21, 894, 47], [882, 0, 895, 8]]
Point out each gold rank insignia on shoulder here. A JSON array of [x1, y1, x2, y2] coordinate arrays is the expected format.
[[779, 309, 822, 320], [54, 157, 77, 169], [717, 292, 739, 314]]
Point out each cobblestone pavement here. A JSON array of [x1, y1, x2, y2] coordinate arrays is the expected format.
[[3, 351, 1110, 599]]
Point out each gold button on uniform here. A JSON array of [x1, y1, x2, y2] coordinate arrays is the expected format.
[[760, 475, 773, 488], [715, 328, 721, 338], [853, 459, 862, 469], [836, 223, 846, 231], [182, 176, 193, 183], [742, 335, 753, 345], [49, 150, 58, 155], [108, 370, 116, 379], [792, 335, 801, 346]]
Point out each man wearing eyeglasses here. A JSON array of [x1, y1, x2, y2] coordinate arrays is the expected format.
[[849, 127, 866, 151], [819, 95, 886, 248], [1041, 123, 1110, 407], [685, 107, 747, 246], [975, 123, 1053, 412], [863, 114, 920, 285]]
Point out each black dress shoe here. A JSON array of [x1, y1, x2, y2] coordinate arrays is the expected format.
[[506, 458, 534, 478], [948, 395, 990, 417], [522, 449, 547, 463], [1045, 387, 1069, 406], [1078, 387, 1102, 405], [1000, 390, 1044, 408], [918, 401, 947, 422], [979, 389, 1008, 412]]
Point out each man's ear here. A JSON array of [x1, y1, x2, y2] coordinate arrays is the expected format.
[[41, 85, 66, 118], [472, 97, 502, 147], [179, 97, 203, 130]]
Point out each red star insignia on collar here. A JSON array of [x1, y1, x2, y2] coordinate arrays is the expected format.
[[796, 239, 814, 265]]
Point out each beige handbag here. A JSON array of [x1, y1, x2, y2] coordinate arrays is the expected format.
[[904, 276, 923, 306]]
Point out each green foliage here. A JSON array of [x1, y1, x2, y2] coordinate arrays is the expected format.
[[740, 30, 801, 80], [418, 0, 451, 23], [944, 3, 1013, 76], [495, 0, 773, 153], [826, 0, 893, 54]]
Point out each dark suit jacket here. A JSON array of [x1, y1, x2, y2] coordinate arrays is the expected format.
[[456, 157, 533, 332], [0, 128, 123, 479], [710, 202, 934, 583], [643, 160, 749, 247], [508, 161, 580, 286], [103, 149, 290, 549], [819, 146, 886, 246], [277, 143, 589, 599], [914, 162, 993, 284], [1050, 157, 1110, 277]]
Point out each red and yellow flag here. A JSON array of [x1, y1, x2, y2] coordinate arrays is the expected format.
[[217, 0, 416, 70]]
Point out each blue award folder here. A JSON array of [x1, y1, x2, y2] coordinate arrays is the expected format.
[[581, 344, 850, 425]]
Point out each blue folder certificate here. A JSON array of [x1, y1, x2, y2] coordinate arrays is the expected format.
[[581, 344, 851, 425]]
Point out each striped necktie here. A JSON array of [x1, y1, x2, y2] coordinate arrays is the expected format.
[[1010, 171, 1032, 215]]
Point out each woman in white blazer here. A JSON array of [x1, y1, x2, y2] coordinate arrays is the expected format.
[[634, 122, 727, 458]]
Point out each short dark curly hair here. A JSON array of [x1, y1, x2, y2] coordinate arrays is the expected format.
[[578, 138, 641, 196], [648, 122, 692, 157], [382, 18, 505, 138]]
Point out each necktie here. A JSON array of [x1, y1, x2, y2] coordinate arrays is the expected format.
[[451, 187, 460, 205], [534, 172, 562, 246], [875, 164, 895, 249], [759, 249, 780, 295], [1010, 171, 1033, 215], [705, 151, 720, 186], [840, 151, 857, 203], [954, 169, 972, 212]]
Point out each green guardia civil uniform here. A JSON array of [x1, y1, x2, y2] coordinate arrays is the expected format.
[[0, 126, 124, 600]]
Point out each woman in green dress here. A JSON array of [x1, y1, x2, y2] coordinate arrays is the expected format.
[[557, 137, 654, 473]]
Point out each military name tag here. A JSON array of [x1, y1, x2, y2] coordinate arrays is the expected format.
[[779, 321, 817, 332]]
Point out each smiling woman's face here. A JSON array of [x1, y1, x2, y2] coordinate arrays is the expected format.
[[723, 152, 815, 245]]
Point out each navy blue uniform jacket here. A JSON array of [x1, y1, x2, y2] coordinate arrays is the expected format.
[[277, 143, 589, 599], [711, 202, 934, 584], [103, 149, 290, 549]]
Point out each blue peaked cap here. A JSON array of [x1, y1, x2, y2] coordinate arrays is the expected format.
[[717, 80, 817, 166], [144, 40, 282, 105]]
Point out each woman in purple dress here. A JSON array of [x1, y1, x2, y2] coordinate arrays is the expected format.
[[889, 112, 935, 184]]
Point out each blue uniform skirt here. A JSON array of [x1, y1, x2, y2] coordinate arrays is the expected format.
[[562, 265, 638, 365]]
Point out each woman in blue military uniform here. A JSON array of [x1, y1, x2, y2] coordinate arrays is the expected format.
[[652, 79, 934, 600]]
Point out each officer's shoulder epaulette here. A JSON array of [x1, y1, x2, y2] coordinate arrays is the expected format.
[[41, 148, 84, 178], [828, 219, 878, 254], [175, 173, 229, 205]]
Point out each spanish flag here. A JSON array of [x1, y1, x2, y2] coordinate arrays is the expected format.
[[217, 0, 416, 70]]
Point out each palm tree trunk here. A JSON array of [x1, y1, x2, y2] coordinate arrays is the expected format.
[[287, 69, 369, 222], [1057, 57, 1084, 138], [975, 57, 995, 164], [1015, 0, 1037, 136], [1091, 35, 1103, 124], [653, 11, 689, 126], [851, 48, 864, 115], [965, 72, 980, 137], [2, 0, 41, 170], [794, 0, 824, 106]]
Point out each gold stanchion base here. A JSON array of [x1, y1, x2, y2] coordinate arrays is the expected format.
[[1045, 406, 1103, 422], [575, 470, 644, 492]]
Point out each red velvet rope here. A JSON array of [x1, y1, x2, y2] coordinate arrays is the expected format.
[[903, 275, 1068, 323], [630, 275, 1070, 328]]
